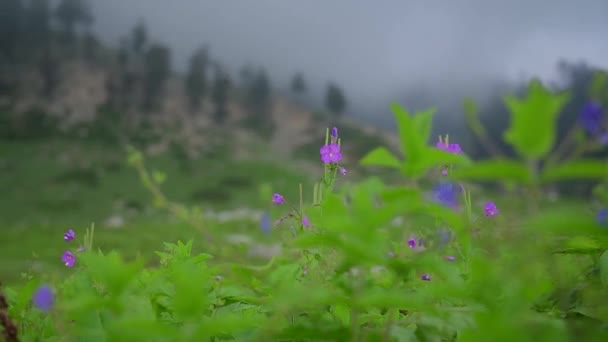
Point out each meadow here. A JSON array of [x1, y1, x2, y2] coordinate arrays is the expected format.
[[1, 80, 607, 341]]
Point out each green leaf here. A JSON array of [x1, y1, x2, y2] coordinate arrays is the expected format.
[[503, 80, 571, 160], [392, 103, 424, 164], [554, 236, 603, 254], [360, 147, 402, 169], [450, 159, 531, 185], [599, 250, 608, 286], [171, 260, 211, 320], [541, 160, 608, 183], [412, 107, 437, 144]]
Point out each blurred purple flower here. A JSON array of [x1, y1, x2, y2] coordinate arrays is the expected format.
[[302, 215, 311, 228], [64, 229, 75, 242], [421, 274, 431, 281], [445, 256, 456, 262], [433, 183, 460, 210], [331, 127, 339, 140], [62, 251, 76, 268], [340, 167, 348, 176], [408, 238, 417, 249], [32, 285, 55, 312], [579, 102, 604, 135], [484, 202, 500, 217], [320, 143, 342, 164], [272, 193, 286, 205], [261, 212, 272, 233], [436, 140, 463, 154], [599, 133, 608, 145], [598, 209, 608, 228]]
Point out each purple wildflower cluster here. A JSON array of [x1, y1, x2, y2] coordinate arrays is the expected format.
[[61, 228, 87, 268], [270, 127, 347, 233], [321, 127, 347, 175], [407, 136, 500, 281], [436, 135, 463, 176], [579, 102, 608, 145]]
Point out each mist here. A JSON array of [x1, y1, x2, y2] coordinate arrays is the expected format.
[[89, 0, 608, 123]]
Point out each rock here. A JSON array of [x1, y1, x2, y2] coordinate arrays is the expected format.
[[105, 215, 125, 229]]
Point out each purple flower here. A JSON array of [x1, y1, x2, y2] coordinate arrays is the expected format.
[[64, 229, 75, 242], [340, 167, 348, 176], [433, 183, 460, 210], [421, 274, 431, 281], [320, 143, 342, 164], [598, 209, 608, 228], [484, 202, 499, 217], [272, 193, 286, 205], [302, 215, 311, 228], [446, 144, 463, 155], [62, 251, 76, 268], [445, 256, 456, 262], [32, 285, 55, 312], [436, 140, 463, 155], [579, 102, 604, 135], [441, 168, 448, 176], [599, 133, 608, 145], [261, 212, 272, 233], [331, 127, 339, 140], [408, 238, 417, 249]]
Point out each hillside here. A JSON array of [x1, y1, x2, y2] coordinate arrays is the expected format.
[[3, 59, 402, 170]]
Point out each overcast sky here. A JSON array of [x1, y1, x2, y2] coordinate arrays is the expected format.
[[90, 0, 608, 121]]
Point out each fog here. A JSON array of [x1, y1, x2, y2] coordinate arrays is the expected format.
[[90, 0, 608, 123]]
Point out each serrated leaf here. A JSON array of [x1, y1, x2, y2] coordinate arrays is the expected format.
[[541, 160, 608, 183], [503, 80, 571, 159], [360, 147, 402, 169]]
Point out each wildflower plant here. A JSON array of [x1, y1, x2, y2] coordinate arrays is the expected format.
[[3, 79, 608, 341]]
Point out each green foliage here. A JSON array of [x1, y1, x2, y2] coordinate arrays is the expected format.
[[361, 103, 470, 179], [503, 80, 571, 160], [4, 79, 608, 341]]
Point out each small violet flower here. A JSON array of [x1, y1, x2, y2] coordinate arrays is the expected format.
[[340, 167, 348, 176], [62, 251, 76, 268], [64, 229, 75, 242], [436, 140, 463, 155], [598, 209, 608, 228], [421, 274, 432, 281], [445, 256, 456, 262], [331, 127, 339, 140], [272, 193, 286, 206], [32, 285, 55, 312], [433, 182, 460, 210], [484, 202, 499, 217], [320, 143, 343, 165], [408, 238, 417, 249], [579, 102, 604, 135], [261, 212, 272, 233], [302, 215, 311, 228]]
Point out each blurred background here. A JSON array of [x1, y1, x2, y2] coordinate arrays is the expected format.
[[1, 0, 607, 283]]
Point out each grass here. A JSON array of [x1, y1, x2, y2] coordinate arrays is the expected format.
[[0, 138, 313, 284]]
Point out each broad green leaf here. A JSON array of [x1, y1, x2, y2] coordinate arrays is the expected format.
[[171, 260, 211, 319], [450, 159, 531, 185], [412, 107, 437, 144], [503, 80, 571, 159], [554, 236, 602, 254], [541, 160, 608, 183], [360, 147, 402, 169], [600, 250, 608, 286], [391, 103, 424, 164]]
